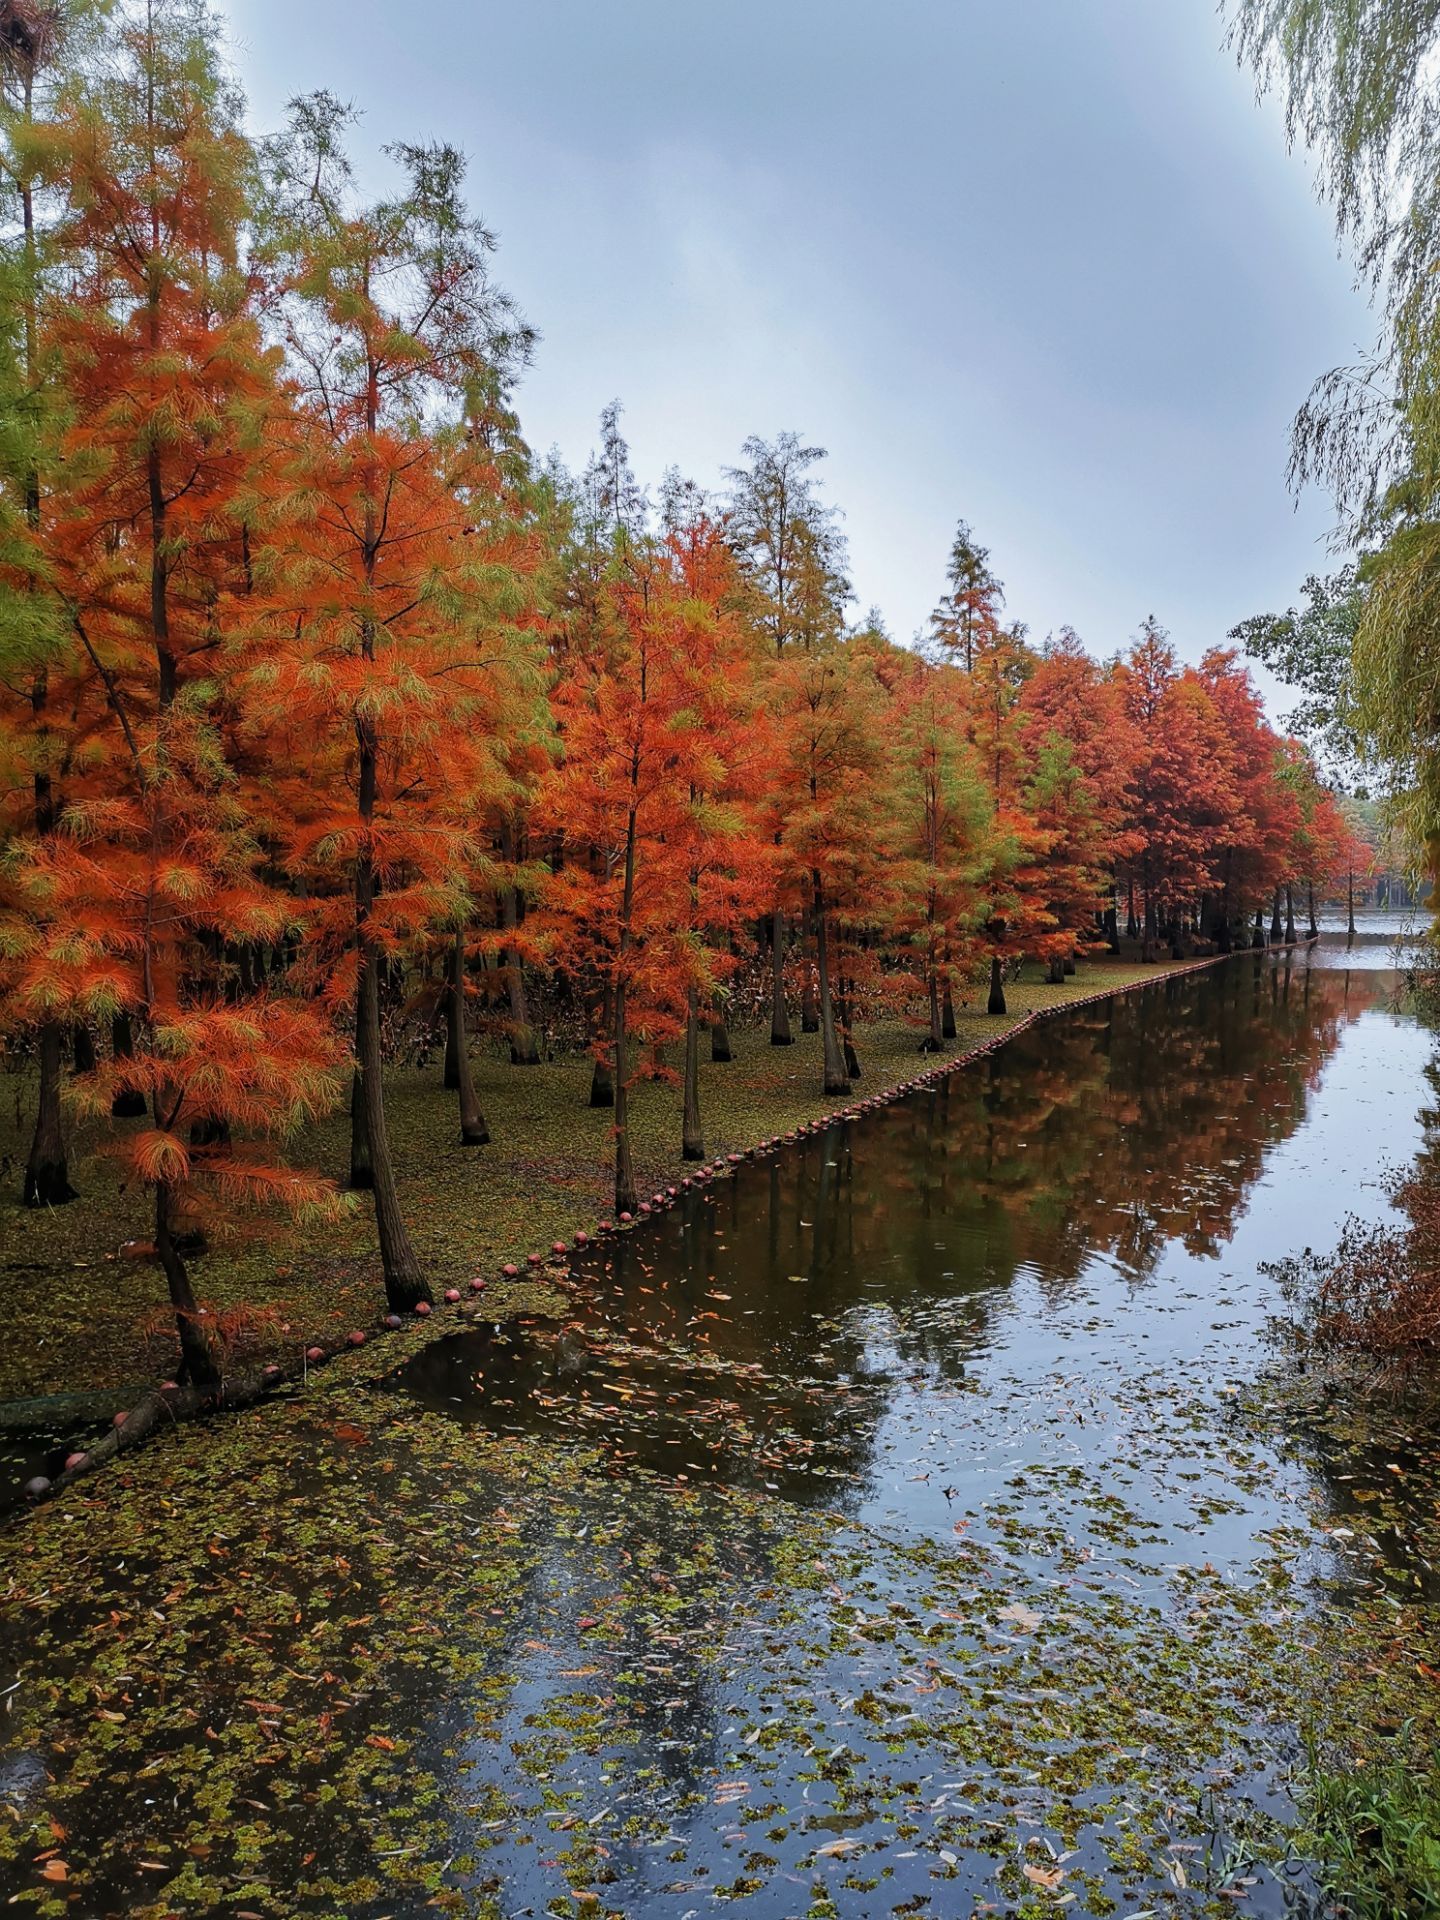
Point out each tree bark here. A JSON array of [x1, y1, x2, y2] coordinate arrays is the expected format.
[[925, 963, 943, 1051], [1047, 955, 1065, 984], [450, 925, 489, 1146], [613, 979, 638, 1213], [942, 976, 957, 1040], [801, 905, 820, 1032], [24, 1023, 77, 1207], [500, 821, 540, 1064], [770, 911, 793, 1045], [589, 980, 615, 1107], [838, 976, 861, 1079], [683, 988, 705, 1161], [110, 1013, 147, 1117], [156, 1178, 220, 1389], [813, 878, 849, 1094], [988, 953, 1007, 1016], [347, 1066, 373, 1189], [356, 940, 430, 1309], [710, 996, 733, 1062]]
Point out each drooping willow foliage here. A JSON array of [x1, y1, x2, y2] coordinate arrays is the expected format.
[[1229, 0, 1440, 867]]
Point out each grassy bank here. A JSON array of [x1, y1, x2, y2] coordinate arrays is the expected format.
[[0, 953, 1226, 1409]]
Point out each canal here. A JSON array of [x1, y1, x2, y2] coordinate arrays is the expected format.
[[2, 936, 1438, 1919]]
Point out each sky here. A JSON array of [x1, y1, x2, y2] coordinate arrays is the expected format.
[[224, 0, 1372, 691]]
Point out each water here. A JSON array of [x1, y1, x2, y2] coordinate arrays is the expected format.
[[2, 949, 1438, 1919]]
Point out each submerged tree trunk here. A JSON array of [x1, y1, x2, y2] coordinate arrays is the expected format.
[[813, 878, 849, 1094], [450, 926, 489, 1146], [770, 911, 793, 1045], [683, 988, 705, 1161], [110, 1013, 147, 1117], [1348, 869, 1357, 944], [24, 1023, 77, 1207], [1285, 884, 1297, 945]]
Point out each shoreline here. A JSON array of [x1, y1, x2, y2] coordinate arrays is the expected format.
[[4, 941, 1296, 1512]]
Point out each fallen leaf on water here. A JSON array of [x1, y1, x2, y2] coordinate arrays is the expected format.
[[998, 1602, 1043, 1631], [39, 1860, 69, 1883], [1023, 1862, 1066, 1890]]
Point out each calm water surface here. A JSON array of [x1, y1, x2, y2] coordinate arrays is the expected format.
[[3, 939, 1437, 1920], [389, 945, 1437, 1918]]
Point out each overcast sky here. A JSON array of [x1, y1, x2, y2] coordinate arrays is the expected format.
[[225, 0, 1369, 689]]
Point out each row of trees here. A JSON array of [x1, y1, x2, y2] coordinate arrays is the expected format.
[[0, 0, 1362, 1382]]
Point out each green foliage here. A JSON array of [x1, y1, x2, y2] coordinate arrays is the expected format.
[[1304, 1735, 1440, 1919], [1231, 565, 1368, 785]]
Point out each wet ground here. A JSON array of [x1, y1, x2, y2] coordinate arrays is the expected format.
[[3, 932, 1439, 1918]]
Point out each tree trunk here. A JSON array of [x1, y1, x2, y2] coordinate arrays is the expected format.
[[942, 977, 957, 1040], [925, 962, 943, 1051], [356, 943, 430, 1309], [24, 1023, 77, 1207], [710, 996, 733, 1063], [1307, 880, 1319, 940], [1348, 869, 1356, 943], [1063, 954, 1076, 975], [683, 988, 705, 1161], [801, 905, 820, 1033], [814, 879, 849, 1094], [1270, 889, 1284, 944], [770, 911, 793, 1045], [1047, 955, 1066, 984], [110, 1013, 147, 1117], [1252, 908, 1266, 950], [613, 979, 638, 1214], [988, 953, 1007, 1016], [589, 980, 615, 1107], [443, 951, 462, 1090], [1125, 880, 1138, 941], [501, 822, 540, 1065], [839, 977, 861, 1080], [347, 1066, 373, 1190], [450, 925, 489, 1146], [1285, 884, 1297, 945], [156, 1178, 220, 1389], [71, 1025, 96, 1075]]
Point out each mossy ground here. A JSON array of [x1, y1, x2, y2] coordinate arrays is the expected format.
[[0, 956, 1200, 1408]]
